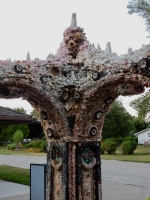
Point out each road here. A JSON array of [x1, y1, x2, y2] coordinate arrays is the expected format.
[[101, 160, 150, 200], [0, 155, 150, 200]]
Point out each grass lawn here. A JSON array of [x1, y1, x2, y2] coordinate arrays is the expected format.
[[0, 145, 46, 156], [101, 145, 150, 163], [0, 144, 150, 163], [0, 165, 30, 186]]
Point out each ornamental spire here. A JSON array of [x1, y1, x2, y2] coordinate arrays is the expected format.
[[71, 13, 77, 27]]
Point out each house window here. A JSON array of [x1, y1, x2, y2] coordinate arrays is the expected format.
[[148, 133, 150, 137]]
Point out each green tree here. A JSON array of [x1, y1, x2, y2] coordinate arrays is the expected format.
[[132, 117, 149, 132], [5, 124, 29, 139], [102, 100, 135, 139], [13, 130, 24, 145], [30, 110, 39, 120], [130, 92, 150, 120], [127, 0, 150, 36], [13, 107, 27, 114], [0, 125, 10, 145]]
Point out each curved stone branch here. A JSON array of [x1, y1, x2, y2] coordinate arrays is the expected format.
[[0, 59, 69, 139]]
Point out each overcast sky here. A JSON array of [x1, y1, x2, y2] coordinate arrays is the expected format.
[[0, 0, 149, 115]]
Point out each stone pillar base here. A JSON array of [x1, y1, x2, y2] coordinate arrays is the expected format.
[[46, 141, 102, 200]]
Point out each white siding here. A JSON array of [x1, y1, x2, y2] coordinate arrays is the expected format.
[[138, 130, 150, 144]]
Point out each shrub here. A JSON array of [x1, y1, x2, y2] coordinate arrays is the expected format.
[[109, 137, 124, 146], [7, 144, 11, 150], [103, 139, 117, 154], [9, 144, 16, 150], [121, 140, 137, 155], [40, 140, 46, 153], [13, 130, 24, 145], [25, 148, 43, 153], [25, 140, 42, 148], [124, 136, 137, 142], [100, 142, 105, 154], [7, 144, 16, 150], [23, 140, 46, 152], [32, 140, 43, 148]]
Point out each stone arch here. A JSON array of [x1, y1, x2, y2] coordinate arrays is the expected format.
[[0, 69, 68, 140], [74, 71, 147, 140]]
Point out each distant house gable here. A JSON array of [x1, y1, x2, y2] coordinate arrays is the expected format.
[[134, 128, 150, 136], [134, 128, 150, 145]]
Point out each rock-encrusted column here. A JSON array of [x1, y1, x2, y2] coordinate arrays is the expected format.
[[46, 141, 102, 200]]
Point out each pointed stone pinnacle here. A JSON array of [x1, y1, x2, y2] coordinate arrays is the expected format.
[[128, 47, 132, 54], [26, 52, 30, 61], [92, 43, 95, 48], [46, 53, 51, 60], [105, 42, 112, 55], [97, 44, 101, 50], [46, 53, 54, 60], [71, 13, 77, 27]]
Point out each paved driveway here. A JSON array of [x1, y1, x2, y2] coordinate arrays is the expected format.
[[0, 154, 46, 169], [0, 155, 150, 200], [101, 160, 150, 200]]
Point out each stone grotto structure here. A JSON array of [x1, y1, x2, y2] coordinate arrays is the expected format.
[[1, 13, 150, 200]]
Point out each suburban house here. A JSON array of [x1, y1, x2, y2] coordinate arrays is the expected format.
[[0, 106, 35, 124], [0, 106, 43, 140], [135, 128, 150, 145]]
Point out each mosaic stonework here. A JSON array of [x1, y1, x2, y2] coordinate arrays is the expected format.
[[1, 13, 150, 199]]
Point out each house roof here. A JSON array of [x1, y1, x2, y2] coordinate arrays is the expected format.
[[0, 106, 36, 124], [134, 128, 150, 136]]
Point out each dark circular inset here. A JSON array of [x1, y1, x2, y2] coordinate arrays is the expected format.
[[60, 91, 70, 103], [94, 110, 103, 120], [90, 127, 98, 136], [139, 58, 150, 72], [14, 64, 23, 73], [132, 63, 138, 68], [92, 70, 100, 81], [104, 97, 114, 104], [74, 91, 82, 102], [47, 128, 53, 138], [28, 98, 38, 107], [41, 110, 48, 120]]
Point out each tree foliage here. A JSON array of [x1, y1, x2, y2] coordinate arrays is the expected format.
[[13, 107, 27, 114], [130, 92, 150, 120], [5, 124, 29, 139], [132, 117, 149, 131], [103, 139, 118, 154], [121, 140, 137, 155], [127, 0, 150, 36], [0, 125, 10, 145], [102, 100, 135, 139], [30, 110, 39, 120], [13, 130, 24, 144]]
